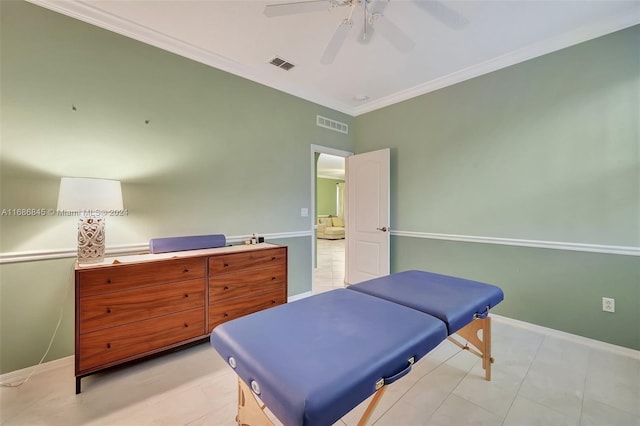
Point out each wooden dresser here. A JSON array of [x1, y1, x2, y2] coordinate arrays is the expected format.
[[75, 243, 287, 393]]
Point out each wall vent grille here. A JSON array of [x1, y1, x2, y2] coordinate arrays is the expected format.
[[269, 56, 295, 71], [316, 115, 348, 134]]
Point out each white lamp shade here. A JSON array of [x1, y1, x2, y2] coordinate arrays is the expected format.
[[57, 177, 123, 211]]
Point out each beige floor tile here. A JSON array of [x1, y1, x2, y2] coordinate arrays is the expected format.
[[579, 398, 640, 426], [453, 372, 518, 418], [425, 394, 503, 426], [503, 396, 579, 426], [3, 242, 639, 426], [584, 350, 640, 417]]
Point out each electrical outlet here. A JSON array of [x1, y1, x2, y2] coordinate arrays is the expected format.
[[300, 208, 308, 217], [602, 297, 615, 313]]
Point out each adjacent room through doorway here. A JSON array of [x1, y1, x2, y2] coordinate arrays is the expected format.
[[314, 151, 347, 293]]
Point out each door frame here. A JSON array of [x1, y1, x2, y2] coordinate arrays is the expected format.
[[310, 144, 353, 293]]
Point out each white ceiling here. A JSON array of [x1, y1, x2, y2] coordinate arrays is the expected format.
[[317, 153, 345, 179], [29, 0, 640, 116]]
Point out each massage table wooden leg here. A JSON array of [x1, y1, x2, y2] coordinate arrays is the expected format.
[[447, 316, 494, 381], [357, 386, 388, 426], [237, 378, 274, 426], [214, 272, 504, 425], [236, 377, 389, 426]]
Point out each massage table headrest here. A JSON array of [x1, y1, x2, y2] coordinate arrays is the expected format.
[[348, 270, 504, 334]]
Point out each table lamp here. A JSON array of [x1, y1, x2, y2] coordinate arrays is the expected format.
[[57, 177, 123, 264]]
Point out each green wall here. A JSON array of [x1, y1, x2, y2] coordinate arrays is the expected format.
[[1, 0, 638, 375], [356, 26, 640, 349], [0, 258, 77, 370], [392, 237, 639, 349], [316, 177, 343, 216], [0, 0, 352, 373]]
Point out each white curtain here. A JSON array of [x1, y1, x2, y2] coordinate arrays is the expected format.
[[336, 182, 345, 219]]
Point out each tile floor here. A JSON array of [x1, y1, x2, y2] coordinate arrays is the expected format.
[[1, 238, 638, 425], [314, 237, 347, 294]]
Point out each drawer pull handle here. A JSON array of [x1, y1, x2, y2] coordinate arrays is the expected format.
[[184, 294, 189, 298], [271, 276, 276, 280], [183, 269, 189, 273], [224, 263, 229, 267], [223, 286, 229, 290], [184, 323, 189, 328], [106, 279, 111, 284], [106, 308, 112, 314], [271, 257, 276, 261], [106, 343, 111, 349], [223, 313, 229, 317], [271, 300, 276, 304]]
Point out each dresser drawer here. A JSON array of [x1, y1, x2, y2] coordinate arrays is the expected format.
[[80, 279, 205, 334], [78, 258, 206, 297], [209, 264, 286, 303], [209, 247, 286, 274], [209, 289, 286, 332], [78, 308, 204, 373]]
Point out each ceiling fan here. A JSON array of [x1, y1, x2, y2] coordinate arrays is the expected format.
[[264, 0, 468, 64]]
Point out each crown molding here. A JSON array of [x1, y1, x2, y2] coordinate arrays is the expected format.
[[24, 0, 354, 116], [23, 0, 640, 118], [352, 12, 640, 116]]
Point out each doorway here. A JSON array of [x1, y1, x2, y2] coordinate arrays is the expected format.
[[311, 145, 352, 294]]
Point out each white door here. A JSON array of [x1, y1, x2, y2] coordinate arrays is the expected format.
[[345, 148, 390, 284]]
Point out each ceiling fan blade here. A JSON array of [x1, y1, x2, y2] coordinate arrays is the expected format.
[[412, 0, 469, 29], [320, 20, 352, 64], [374, 15, 415, 52], [264, 0, 332, 17]]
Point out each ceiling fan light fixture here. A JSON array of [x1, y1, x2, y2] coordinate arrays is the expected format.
[[265, 0, 417, 63]]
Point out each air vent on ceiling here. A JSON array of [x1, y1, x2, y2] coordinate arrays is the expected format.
[[316, 115, 348, 134], [269, 56, 295, 71]]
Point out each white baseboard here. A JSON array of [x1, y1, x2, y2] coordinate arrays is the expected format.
[[492, 314, 640, 360], [1, 316, 638, 381], [0, 355, 73, 385], [288, 291, 313, 302]]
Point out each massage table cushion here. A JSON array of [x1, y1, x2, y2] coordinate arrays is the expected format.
[[210, 288, 448, 426], [348, 270, 504, 334]]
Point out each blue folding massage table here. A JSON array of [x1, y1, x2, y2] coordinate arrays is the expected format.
[[211, 270, 504, 426]]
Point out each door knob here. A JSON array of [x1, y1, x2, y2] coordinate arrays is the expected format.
[[376, 227, 388, 232]]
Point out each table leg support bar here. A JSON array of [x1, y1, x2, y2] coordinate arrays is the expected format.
[[447, 316, 494, 381], [236, 378, 390, 426]]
